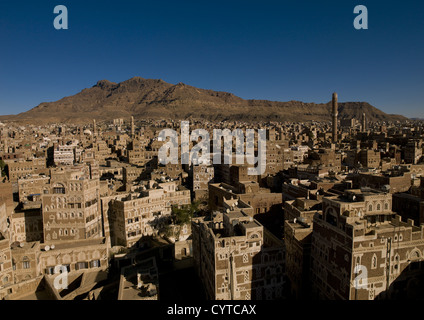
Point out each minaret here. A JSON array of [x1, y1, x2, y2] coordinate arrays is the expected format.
[[332, 92, 338, 143], [362, 113, 366, 131], [93, 119, 97, 136], [131, 116, 135, 137]]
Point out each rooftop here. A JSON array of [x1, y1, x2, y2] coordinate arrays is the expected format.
[[41, 237, 106, 251]]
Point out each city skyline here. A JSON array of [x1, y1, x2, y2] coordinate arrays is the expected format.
[[2, 0, 424, 308], [1, 0, 424, 118]]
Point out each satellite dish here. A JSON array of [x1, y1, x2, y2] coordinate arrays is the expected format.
[[19, 243, 24, 248], [44, 245, 50, 251], [50, 245, 55, 250]]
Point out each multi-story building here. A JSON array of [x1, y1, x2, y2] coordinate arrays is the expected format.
[[10, 208, 43, 243], [209, 182, 282, 217], [93, 140, 111, 165], [18, 174, 50, 203], [41, 165, 103, 243], [0, 236, 13, 297], [151, 163, 184, 181], [359, 149, 381, 169], [284, 198, 321, 299], [0, 180, 14, 216], [404, 140, 423, 164], [6, 158, 47, 182], [353, 170, 412, 194], [304, 148, 342, 171], [310, 189, 424, 300], [108, 180, 190, 248], [192, 207, 285, 300], [191, 164, 214, 200], [40, 238, 108, 276], [123, 166, 144, 186], [10, 241, 41, 284], [264, 141, 286, 175], [53, 143, 75, 166]]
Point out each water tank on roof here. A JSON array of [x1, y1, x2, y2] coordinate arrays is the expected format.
[[382, 185, 390, 192]]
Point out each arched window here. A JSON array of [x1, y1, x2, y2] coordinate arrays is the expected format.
[[372, 254, 377, 269], [377, 204, 381, 210], [394, 254, 400, 273], [368, 204, 373, 211], [410, 249, 420, 261], [22, 256, 30, 269], [53, 183, 65, 194]]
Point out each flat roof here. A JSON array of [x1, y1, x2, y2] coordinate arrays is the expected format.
[[243, 220, 262, 229], [42, 237, 106, 251], [226, 211, 245, 219]]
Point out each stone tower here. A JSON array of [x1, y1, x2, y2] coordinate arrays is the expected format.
[[332, 92, 338, 143], [93, 119, 97, 136], [362, 113, 366, 131]]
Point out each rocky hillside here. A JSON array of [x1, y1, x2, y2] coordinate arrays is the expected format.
[[4, 77, 408, 124]]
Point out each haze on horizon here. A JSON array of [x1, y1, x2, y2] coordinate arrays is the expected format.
[[1, 0, 424, 118]]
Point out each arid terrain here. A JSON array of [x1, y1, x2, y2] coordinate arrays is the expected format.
[[0, 77, 408, 124]]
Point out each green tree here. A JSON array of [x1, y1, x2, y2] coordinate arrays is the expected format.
[[171, 201, 201, 226]]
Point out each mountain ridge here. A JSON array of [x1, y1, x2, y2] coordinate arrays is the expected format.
[[1, 77, 408, 124]]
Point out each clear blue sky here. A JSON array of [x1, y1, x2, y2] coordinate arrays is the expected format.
[[1, 0, 424, 117]]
